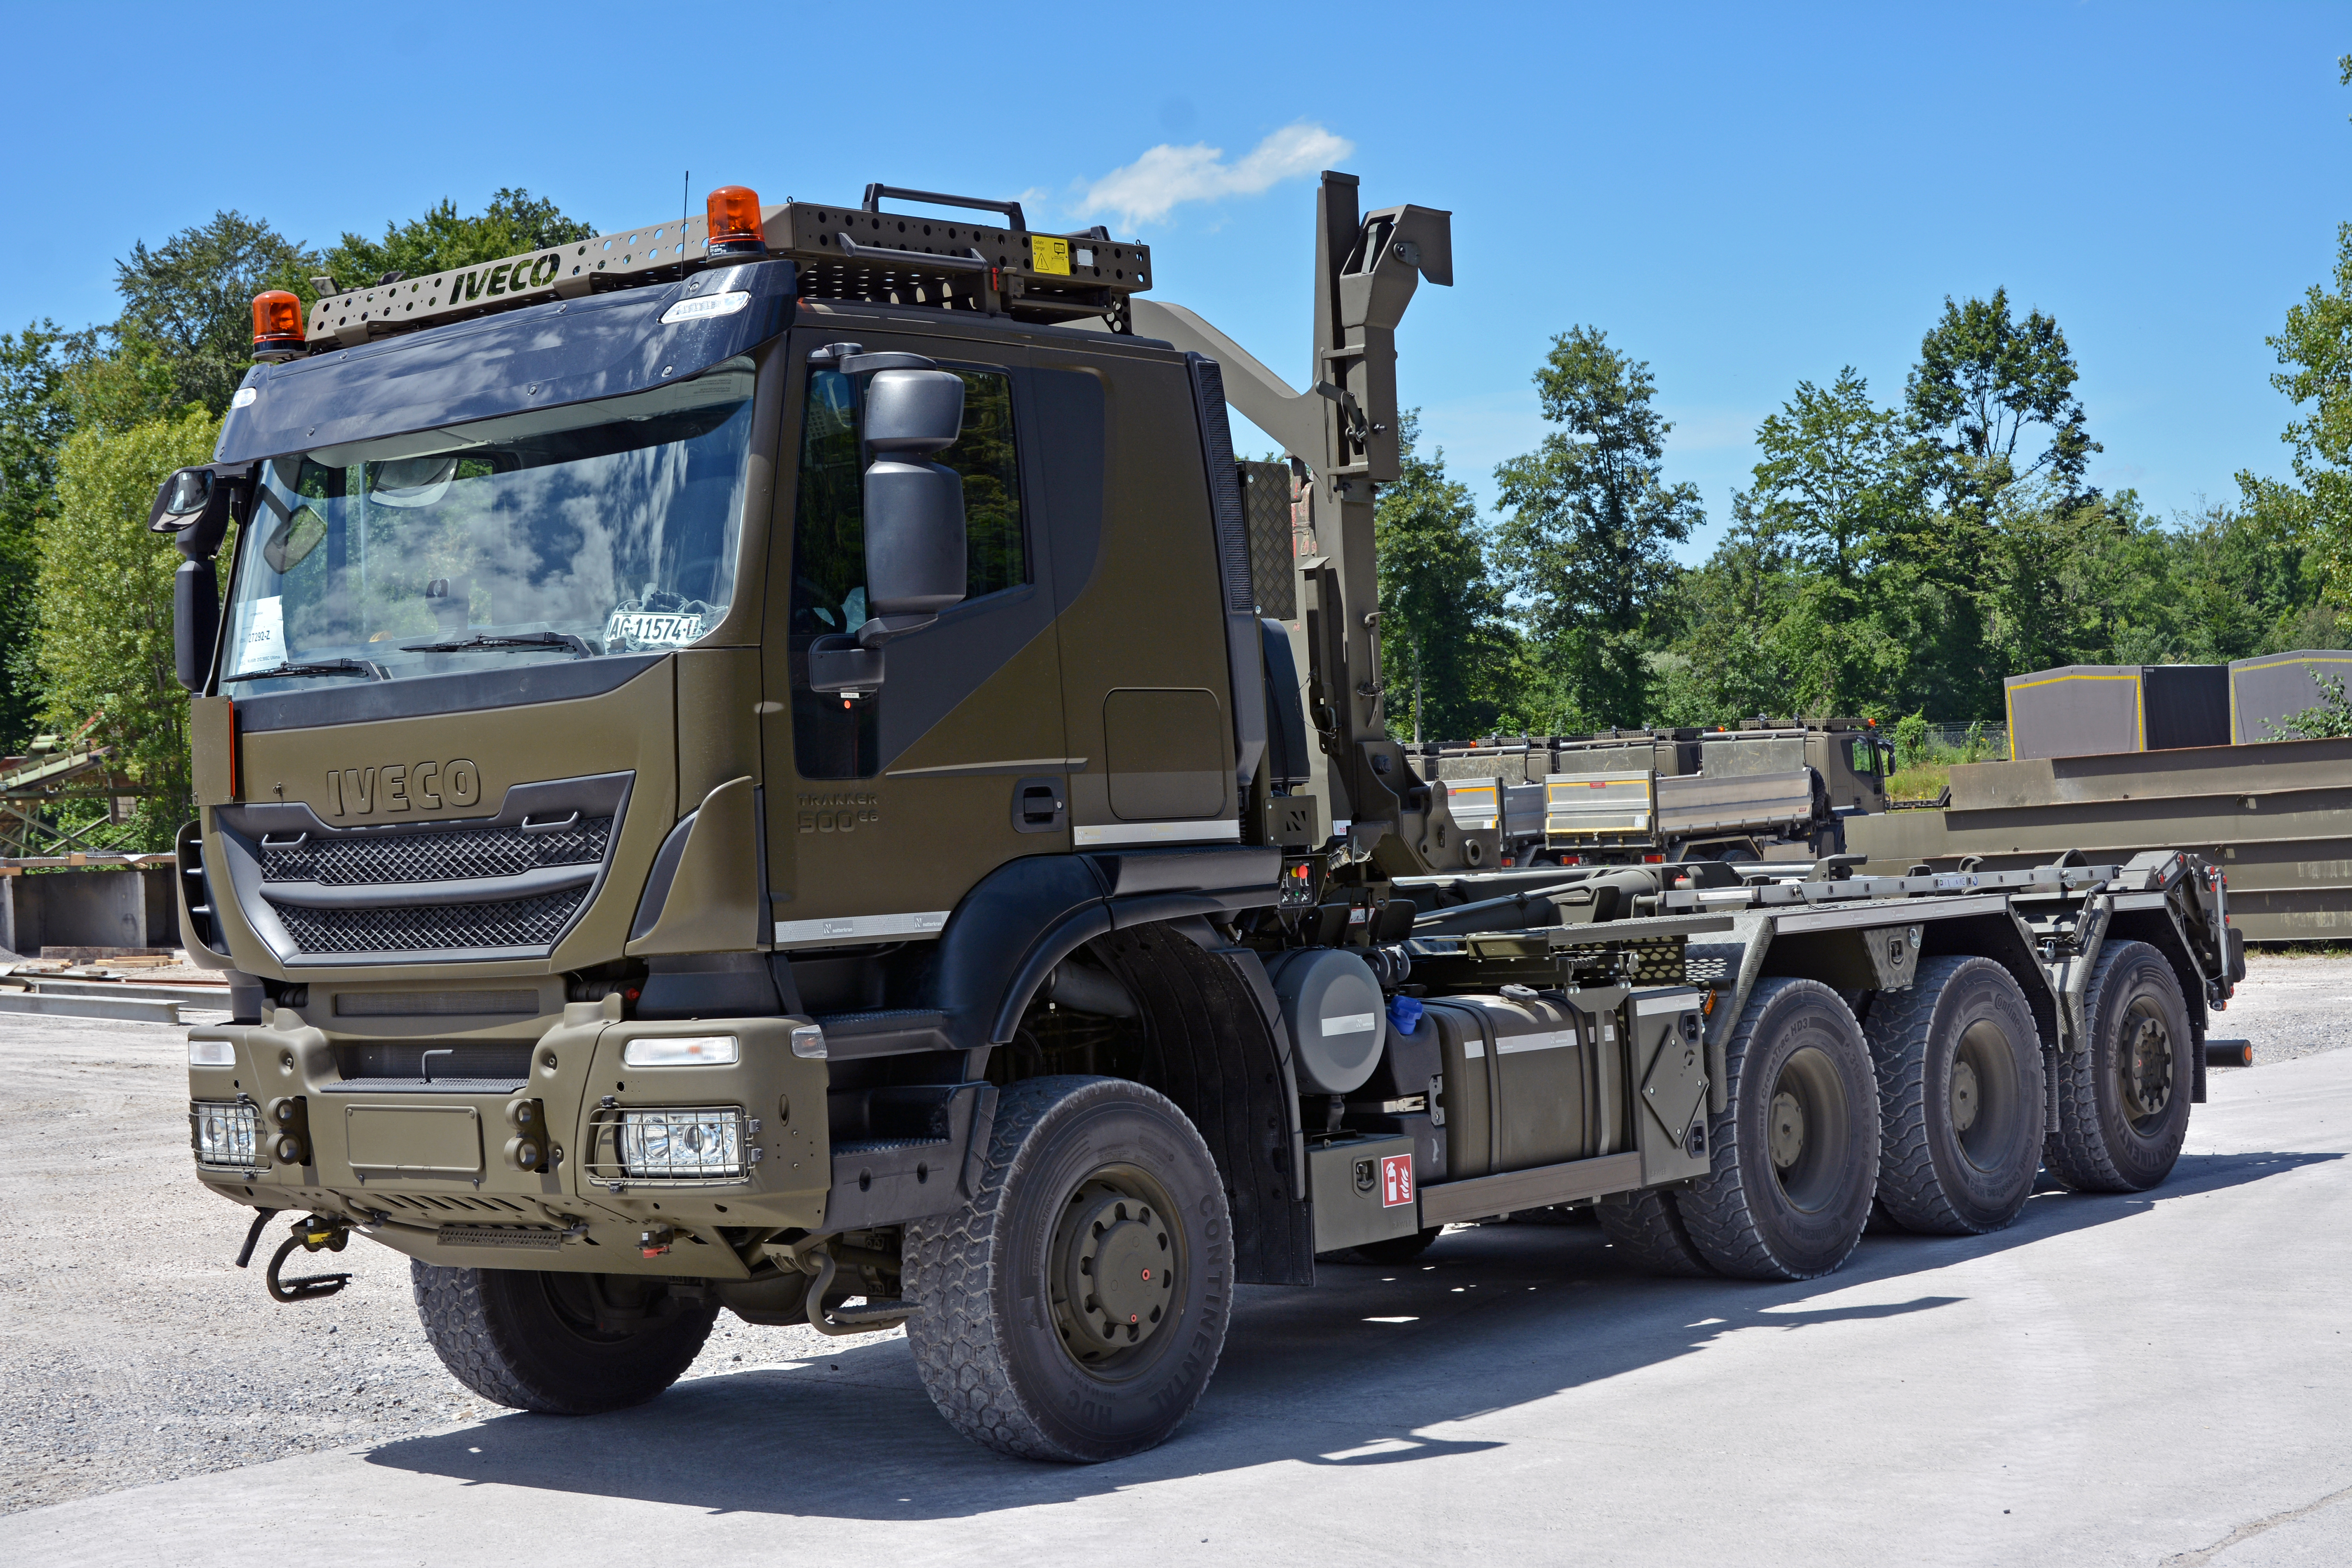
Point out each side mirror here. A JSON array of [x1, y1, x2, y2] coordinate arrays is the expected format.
[[174, 557, 220, 691], [148, 464, 246, 557], [861, 368, 968, 626], [149, 467, 212, 531], [809, 368, 969, 696]]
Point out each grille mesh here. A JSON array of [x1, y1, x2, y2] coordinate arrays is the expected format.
[[263, 819, 611, 886], [270, 891, 585, 954]]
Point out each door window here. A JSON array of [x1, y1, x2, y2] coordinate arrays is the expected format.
[[788, 366, 1025, 779]]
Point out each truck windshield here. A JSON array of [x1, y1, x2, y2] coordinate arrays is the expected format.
[[219, 358, 756, 692]]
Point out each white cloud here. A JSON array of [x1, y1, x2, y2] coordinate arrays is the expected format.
[[1080, 123, 1354, 227]]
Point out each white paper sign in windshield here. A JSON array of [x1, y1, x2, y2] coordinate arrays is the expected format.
[[237, 596, 287, 672]]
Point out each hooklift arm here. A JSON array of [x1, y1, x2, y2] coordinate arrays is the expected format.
[[1132, 171, 1459, 878]]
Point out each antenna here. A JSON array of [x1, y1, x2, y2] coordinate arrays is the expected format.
[[683, 169, 690, 227]]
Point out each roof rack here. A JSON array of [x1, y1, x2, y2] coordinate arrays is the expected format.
[[300, 184, 1152, 354]]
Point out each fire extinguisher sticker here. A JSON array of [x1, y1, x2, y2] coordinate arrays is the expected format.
[[1380, 1154, 1414, 1208]]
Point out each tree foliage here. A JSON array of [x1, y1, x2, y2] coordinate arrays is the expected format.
[[36, 408, 222, 846], [115, 211, 317, 416], [317, 189, 596, 295], [2255, 217, 2352, 604], [1494, 327, 1701, 728], [1376, 415, 1519, 741], [0, 321, 97, 748]]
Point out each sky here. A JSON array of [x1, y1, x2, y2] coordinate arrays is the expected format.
[[2, 1, 2344, 563]]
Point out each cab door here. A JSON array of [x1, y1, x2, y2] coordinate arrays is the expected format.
[[759, 327, 1068, 953]]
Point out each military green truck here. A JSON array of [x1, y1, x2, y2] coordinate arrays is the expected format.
[[159, 174, 2238, 1465], [1427, 721, 1895, 866]]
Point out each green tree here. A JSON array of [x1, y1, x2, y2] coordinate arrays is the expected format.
[[317, 188, 596, 294], [0, 321, 98, 747], [2249, 214, 2352, 604], [1739, 368, 1919, 715], [1376, 414, 1518, 740], [1495, 326, 1701, 727], [36, 408, 222, 847], [115, 211, 317, 416], [1656, 509, 1801, 726], [1906, 287, 2098, 514]]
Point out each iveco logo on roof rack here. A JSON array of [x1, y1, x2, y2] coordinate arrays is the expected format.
[[451, 254, 563, 303], [659, 291, 752, 326]]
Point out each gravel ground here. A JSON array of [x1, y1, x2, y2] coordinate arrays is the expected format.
[[2214, 952, 2352, 1066], [1, 952, 2341, 1518], [0, 1012, 897, 1517]]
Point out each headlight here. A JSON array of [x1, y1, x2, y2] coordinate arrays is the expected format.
[[189, 1039, 235, 1067], [619, 1108, 750, 1179], [191, 1100, 259, 1167], [620, 1035, 739, 1067]]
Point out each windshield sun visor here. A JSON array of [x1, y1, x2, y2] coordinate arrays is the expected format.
[[213, 261, 796, 468]]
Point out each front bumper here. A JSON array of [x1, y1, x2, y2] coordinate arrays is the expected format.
[[186, 1004, 831, 1277]]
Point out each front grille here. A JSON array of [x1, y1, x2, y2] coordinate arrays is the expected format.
[[264, 818, 612, 885], [334, 1041, 535, 1080], [270, 890, 585, 954]]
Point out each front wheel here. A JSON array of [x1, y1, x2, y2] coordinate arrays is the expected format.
[[411, 1264, 718, 1415], [903, 1075, 1233, 1462]]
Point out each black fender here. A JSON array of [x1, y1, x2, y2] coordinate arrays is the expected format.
[[914, 845, 1281, 1048], [907, 844, 1308, 1285]]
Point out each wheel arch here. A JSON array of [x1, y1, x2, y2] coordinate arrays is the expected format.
[[1088, 926, 1313, 1287]]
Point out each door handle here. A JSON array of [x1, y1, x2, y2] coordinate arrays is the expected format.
[[1012, 776, 1066, 835]]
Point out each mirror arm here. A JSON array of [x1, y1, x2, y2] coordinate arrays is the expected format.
[[807, 341, 943, 376], [854, 613, 935, 650]]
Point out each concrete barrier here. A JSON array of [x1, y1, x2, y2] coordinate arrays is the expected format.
[[0, 868, 178, 955]]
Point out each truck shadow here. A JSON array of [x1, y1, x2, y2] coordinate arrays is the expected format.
[[361, 1146, 2337, 1519]]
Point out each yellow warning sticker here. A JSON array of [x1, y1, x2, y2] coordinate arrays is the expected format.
[[1031, 235, 1071, 276]]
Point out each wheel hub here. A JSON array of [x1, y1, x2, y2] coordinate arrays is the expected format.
[[1768, 1090, 1808, 1170], [2122, 1014, 2172, 1119], [1060, 1191, 1174, 1352], [1949, 1059, 1981, 1134]]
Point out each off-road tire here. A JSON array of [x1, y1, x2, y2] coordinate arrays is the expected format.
[[410, 1263, 718, 1415], [1594, 1187, 1714, 1276], [1349, 1226, 1443, 1264], [1866, 955, 2046, 1234], [2046, 939, 2194, 1193], [902, 1075, 1232, 1462], [1680, 978, 1880, 1281]]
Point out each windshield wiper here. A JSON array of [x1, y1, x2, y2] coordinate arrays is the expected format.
[[222, 659, 386, 683], [398, 631, 595, 659]]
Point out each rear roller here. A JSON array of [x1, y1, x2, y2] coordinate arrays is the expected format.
[[1678, 978, 1880, 1281]]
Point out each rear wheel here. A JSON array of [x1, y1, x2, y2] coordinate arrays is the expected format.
[[411, 1263, 718, 1415], [2046, 940, 2194, 1193], [902, 1075, 1232, 1462], [1866, 955, 2046, 1234], [1679, 978, 1880, 1280], [1594, 1186, 1713, 1276]]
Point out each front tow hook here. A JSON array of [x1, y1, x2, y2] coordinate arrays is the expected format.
[[262, 1214, 354, 1302]]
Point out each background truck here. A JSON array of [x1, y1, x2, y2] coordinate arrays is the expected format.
[[1425, 721, 1894, 866], [158, 174, 2233, 1466]]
